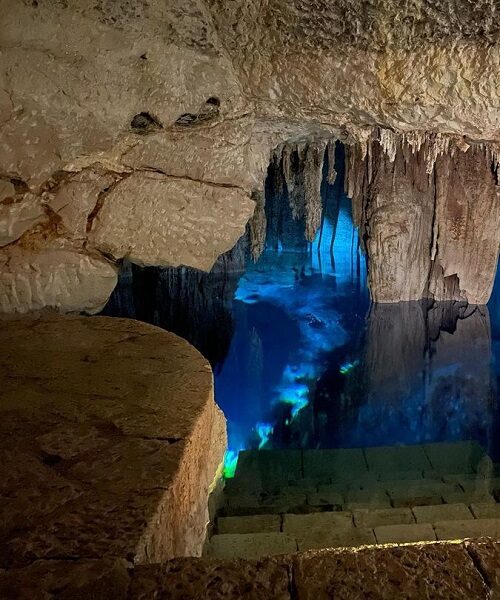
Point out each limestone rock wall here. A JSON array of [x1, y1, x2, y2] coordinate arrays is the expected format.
[[346, 135, 500, 304], [0, 0, 499, 311]]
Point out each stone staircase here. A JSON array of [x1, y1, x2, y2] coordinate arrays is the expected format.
[[204, 441, 500, 559]]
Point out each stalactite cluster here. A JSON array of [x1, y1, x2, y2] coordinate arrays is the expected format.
[[247, 190, 267, 261], [270, 138, 333, 244], [342, 128, 500, 304]]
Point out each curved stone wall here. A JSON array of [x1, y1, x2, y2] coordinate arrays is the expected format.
[[0, 315, 226, 566]]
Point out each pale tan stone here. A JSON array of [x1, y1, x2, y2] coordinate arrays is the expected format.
[[0, 242, 117, 314], [217, 515, 281, 535], [412, 504, 473, 524], [374, 523, 437, 544], [206, 533, 297, 559], [283, 512, 353, 536], [470, 503, 500, 520], [353, 508, 414, 528], [0, 194, 46, 247], [297, 527, 375, 551], [88, 172, 255, 271], [435, 519, 500, 541]]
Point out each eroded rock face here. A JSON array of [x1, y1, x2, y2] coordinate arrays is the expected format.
[[89, 172, 255, 270], [346, 138, 500, 303], [0, 0, 499, 311]]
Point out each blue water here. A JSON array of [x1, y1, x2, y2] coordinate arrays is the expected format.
[[215, 211, 500, 474], [102, 167, 500, 476]]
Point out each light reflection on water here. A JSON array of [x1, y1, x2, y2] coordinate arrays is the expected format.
[[215, 204, 500, 472]]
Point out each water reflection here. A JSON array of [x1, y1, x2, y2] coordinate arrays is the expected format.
[[101, 153, 500, 471], [330, 302, 497, 455]]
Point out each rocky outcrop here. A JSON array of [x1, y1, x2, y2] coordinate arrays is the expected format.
[[0, 315, 226, 566], [0, 0, 499, 311], [1, 540, 498, 598], [346, 137, 500, 303], [89, 172, 254, 270]]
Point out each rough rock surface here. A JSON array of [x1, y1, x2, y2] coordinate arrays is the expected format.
[[0, 242, 118, 314], [2, 541, 500, 598], [292, 543, 489, 599], [1, 0, 499, 311], [89, 172, 254, 270], [347, 139, 500, 303], [0, 315, 226, 568]]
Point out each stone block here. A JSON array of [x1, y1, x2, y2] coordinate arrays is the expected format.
[[307, 491, 343, 508], [353, 508, 414, 528], [388, 481, 457, 507], [293, 543, 488, 600], [364, 445, 431, 472], [442, 491, 496, 505], [435, 518, 500, 541], [345, 488, 390, 506], [297, 526, 375, 551], [217, 515, 281, 535], [225, 491, 307, 516], [344, 500, 393, 510], [412, 503, 473, 524], [377, 470, 424, 481], [303, 449, 367, 479], [423, 441, 485, 474], [234, 450, 302, 489], [130, 556, 292, 600], [205, 532, 297, 559], [465, 540, 500, 598], [283, 512, 353, 536], [470, 503, 500, 519], [457, 478, 500, 495], [374, 523, 436, 544]]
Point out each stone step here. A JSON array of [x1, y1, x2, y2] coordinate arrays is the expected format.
[[374, 523, 437, 544], [412, 503, 474, 524], [208, 513, 500, 559], [217, 514, 281, 534], [205, 532, 297, 559], [435, 518, 500, 541]]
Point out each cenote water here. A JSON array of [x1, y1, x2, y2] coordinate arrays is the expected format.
[[103, 147, 500, 478]]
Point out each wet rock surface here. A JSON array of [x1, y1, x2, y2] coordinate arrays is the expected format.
[[0, 315, 226, 570]]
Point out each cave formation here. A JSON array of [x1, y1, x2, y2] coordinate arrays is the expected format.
[[1, 1, 499, 311], [1, 0, 500, 597]]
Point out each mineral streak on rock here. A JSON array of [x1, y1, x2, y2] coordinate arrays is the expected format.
[[344, 131, 500, 304]]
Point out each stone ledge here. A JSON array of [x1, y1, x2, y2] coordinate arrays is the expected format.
[[0, 315, 226, 568], [2, 540, 499, 599]]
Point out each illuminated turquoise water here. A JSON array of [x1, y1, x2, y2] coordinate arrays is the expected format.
[[102, 165, 500, 478]]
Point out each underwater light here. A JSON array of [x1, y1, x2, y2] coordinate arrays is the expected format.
[[256, 422, 274, 449], [223, 449, 240, 479], [339, 359, 360, 374]]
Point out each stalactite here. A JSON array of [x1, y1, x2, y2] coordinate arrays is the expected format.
[[378, 128, 399, 163], [303, 142, 326, 242], [424, 133, 451, 174], [248, 190, 267, 261], [326, 140, 337, 185]]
